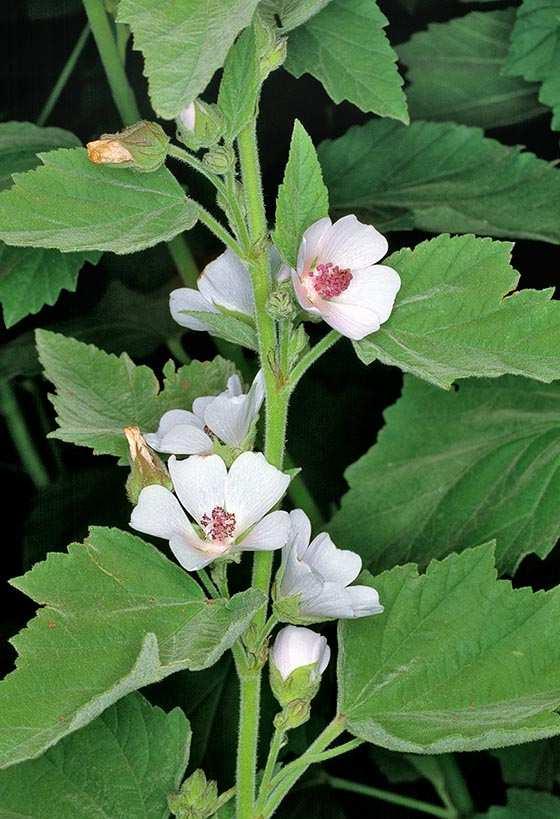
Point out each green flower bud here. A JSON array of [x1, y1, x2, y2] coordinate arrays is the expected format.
[[124, 426, 172, 504], [273, 698, 311, 731], [168, 770, 219, 819], [176, 100, 224, 151], [87, 121, 169, 173], [288, 324, 309, 368], [269, 626, 330, 720], [266, 282, 298, 320], [202, 144, 236, 176], [254, 12, 288, 81]]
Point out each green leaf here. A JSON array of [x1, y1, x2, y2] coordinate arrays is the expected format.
[[476, 789, 560, 818], [353, 234, 560, 388], [218, 25, 260, 140], [329, 375, 560, 575], [338, 545, 560, 753], [0, 526, 265, 768], [285, 0, 408, 122], [36, 329, 236, 458], [181, 310, 258, 351], [117, 0, 260, 119], [0, 693, 190, 818], [398, 10, 545, 129], [0, 244, 101, 327], [0, 121, 79, 190], [0, 148, 198, 254], [492, 738, 560, 791], [504, 0, 560, 130], [319, 119, 560, 244], [273, 119, 329, 267], [371, 749, 454, 810], [261, 0, 332, 31]]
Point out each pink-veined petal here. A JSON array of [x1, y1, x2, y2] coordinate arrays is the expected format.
[[225, 451, 290, 532], [238, 510, 290, 551], [297, 217, 332, 271], [158, 424, 213, 455], [169, 454, 227, 526], [198, 249, 254, 316], [320, 215, 388, 270]]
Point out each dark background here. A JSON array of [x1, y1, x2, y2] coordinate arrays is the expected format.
[[1, 0, 558, 814]]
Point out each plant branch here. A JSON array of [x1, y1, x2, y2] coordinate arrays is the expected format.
[[37, 22, 90, 126], [285, 452, 325, 531], [326, 776, 456, 819], [290, 329, 341, 392], [0, 381, 49, 490], [438, 755, 474, 817], [197, 205, 244, 256]]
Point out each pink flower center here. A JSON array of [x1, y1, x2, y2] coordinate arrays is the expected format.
[[201, 506, 236, 542], [311, 262, 352, 299]]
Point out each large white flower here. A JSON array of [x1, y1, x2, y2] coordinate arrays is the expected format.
[[289, 214, 401, 341], [275, 509, 383, 621], [170, 248, 254, 332], [144, 371, 265, 456], [130, 451, 290, 571]]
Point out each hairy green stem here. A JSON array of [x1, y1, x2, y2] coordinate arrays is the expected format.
[[166, 235, 198, 288], [258, 724, 286, 808], [438, 755, 473, 817], [326, 776, 455, 819], [82, 0, 139, 124], [290, 330, 341, 392], [236, 673, 262, 818], [0, 381, 49, 490], [197, 205, 244, 256], [37, 23, 90, 126]]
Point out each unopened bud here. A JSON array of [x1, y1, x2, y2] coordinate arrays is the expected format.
[[87, 121, 169, 172], [254, 12, 287, 81], [288, 324, 309, 368], [266, 282, 298, 320], [274, 698, 311, 731], [202, 144, 236, 176], [168, 769, 219, 819], [176, 99, 224, 150], [124, 426, 172, 504], [269, 626, 330, 714]]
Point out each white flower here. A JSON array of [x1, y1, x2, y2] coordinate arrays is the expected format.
[[144, 371, 265, 456], [276, 509, 384, 620], [178, 102, 196, 132], [130, 451, 290, 571], [270, 625, 330, 682], [289, 214, 401, 341], [170, 249, 254, 332]]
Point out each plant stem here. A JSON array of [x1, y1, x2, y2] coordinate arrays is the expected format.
[[196, 569, 220, 599], [197, 206, 244, 256], [37, 23, 90, 126], [284, 452, 325, 531], [290, 330, 341, 392], [0, 381, 49, 490], [438, 755, 474, 817], [236, 672, 262, 819], [326, 776, 455, 819], [166, 234, 198, 288], [82, 0, 140, 124], [258, 724, 286, 805]]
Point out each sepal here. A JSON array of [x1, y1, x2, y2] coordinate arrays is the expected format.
[[176, 100, 224, 151], [87, 121, 169, 172], [168, 769, 219, 819], [124, 426, 172, 504]]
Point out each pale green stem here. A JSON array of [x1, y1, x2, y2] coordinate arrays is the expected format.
[[0, 381, 49, 490], [258, 724, 286, 807], [166, 235, 198, 288], [289, 330, 341, 393], [37, 23, 90, 126], [166, 336, 190, 365], [197, 205, 244, 256], [438, 755, 474, 817], [115, 22, 130, 64], [196, 569, 220, 599], [326, 776, 456, 819]]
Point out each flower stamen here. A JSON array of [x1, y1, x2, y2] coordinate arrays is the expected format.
[[311, 262, 352, 299], [201, 506, 236, 542]]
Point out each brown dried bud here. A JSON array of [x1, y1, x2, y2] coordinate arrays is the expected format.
[[87, 139, 133, 165], [86, 121, 169, 172], [124, 426, 172, 504]]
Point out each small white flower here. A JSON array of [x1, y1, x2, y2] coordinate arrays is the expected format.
[[270, 625, 330, 682], [289, 214, 401, 341], [130, 451, 290, 571], [145, 371, 265, 456], [170, 249, 254, 332], [277, 509, 384, 620]]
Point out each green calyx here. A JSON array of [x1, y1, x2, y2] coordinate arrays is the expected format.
[[203, 144, 236, 176], [272, 591, 331, 626], [269, 662, 321, 725], [168, 769, 219, 819], [176, 100, 224, 151], [86, 120, 170, 172], [266, 282, 298, 321]]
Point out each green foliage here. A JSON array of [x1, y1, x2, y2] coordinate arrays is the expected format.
[[218, 25, 260, 140], [493, 737, 560, 791], [0, 527, 265, 768], [319, 119, 560, 243], [261, 0, 332, 31], [476, 789, 560, 818], [285, 0, 408, 122], [273, 119, 329, 267], [504, 0, 560, 129], [117, 0, 261, 119], [0, 693, 190, 818], [399, 10, 545, 129], [36, 330, 236, 458], [180, 310, 259, 350], [338, 545, 560, 752], [329, 375, 560, 574], [0, 148, 198, 254], [355, 234, 560, 388], [0, 121, 79, 190], [0, 245, 101, 327]]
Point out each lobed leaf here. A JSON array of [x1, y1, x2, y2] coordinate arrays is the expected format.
[[338, 545, 560, 752], [260, 0, 333, 31], [0, 526, 265, 768]]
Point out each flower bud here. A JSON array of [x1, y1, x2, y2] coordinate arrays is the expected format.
[[269, 626, 330, 709], [266, 282, 298, 320], [202, 145, 236, 176], [254, 12, 288, 81], [124, 426, 172, 504], [168, 769, 219, 819], [176, 99, 224, 150], [87, 121, 169, 173], [288, 324, 309, 368]]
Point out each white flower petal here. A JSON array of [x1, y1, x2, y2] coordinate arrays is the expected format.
[[226, 374, 243, 396], [336, 264, 401, 322], [158, 424, 213, 455], [297, 217, 332, 271], [320, 214, 388, 270], [225, 451, 290, 532], [299, 582, 356, 619], [304, 533, 362, 586], [130, 484, 197, 543], [239, 510, 290, 551], [287, 509, 312, 557], [271, 625, 330, 680], [169, 454, 227, 526], [169, 288, 216, 331], [169, 535, 215, 571], [198, 249, 254, 316], [204, 370, 265, 447], [346, 585, 384, 617], [192, 395, 216, 420], [178, 102, 196, 131], [144, 409, 201, 450], [291, 268, 322, 315]]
